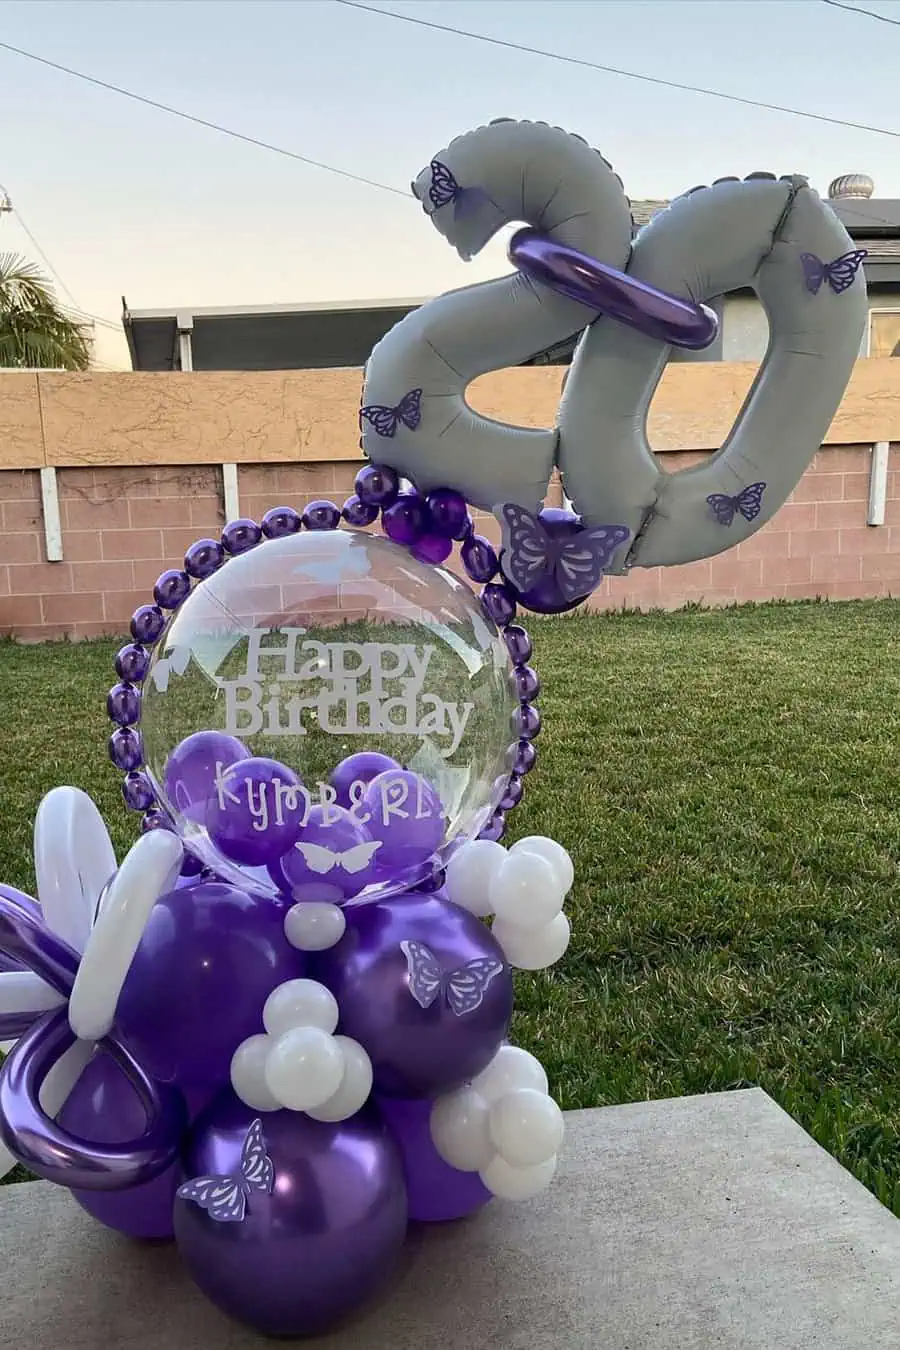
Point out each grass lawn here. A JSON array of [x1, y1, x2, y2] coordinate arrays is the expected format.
[[2, 599, 900, 1211]]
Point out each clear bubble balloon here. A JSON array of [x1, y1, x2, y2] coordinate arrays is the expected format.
[[141, 530, 518, 899]]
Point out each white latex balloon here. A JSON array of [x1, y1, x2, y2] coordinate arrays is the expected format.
[[488, 1089, 565, 1168], [306, 1037, 373, 1122], [265, 1026, 344, 1111], [492, 912, 571, 971], [472, 1044, 549, 1103], [479, 1152, 558, 1202], [34, 786, 117, 954], [231, 1034, 281, 1111], [510, 836, 574, 896], [68, 829, 183, 1041], [284, 902, 347, 952], [445, 840, 507, 917], [263, 978, 339, 1037], [489, 851, 564, 932], [430, 1087, 493, 1172], [0, 971, 63, 1018]]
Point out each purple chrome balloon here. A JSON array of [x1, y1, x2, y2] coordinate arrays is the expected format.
[[261, 506, 302, 539], [302, 499, 341, 531], [207, 757, 305, 867], [0, 1008, 187, 1190], [376, 1094, 492, 1223], [115, 882, 302, 1090], [122, 770, 155, 811], [330, 751, 400, 808], [174, 1092, 408, 1338], [341, 493, 379, 527], [382, 492, 428, 546], [479, 810, 507, 843], [222, 519, 262, 555], [313, 892, 513, 1098], [106, 682, 141, 726], [163, 729, 249, 826], [130, 604, 165, 645], [268, 805, 378, 902], [411, 532, 453, 565], [59, 1053, 212, 1239], [153, 569, 191, 610], [184, 538, 225, 580], [114, 642, 149, 683], [508, 739, 538, 776], [481, 582, 517, 627], [355, 463, 400, 508], [504, 623, 533, 666], [509, 227, 719, 350], [109, 727, 143, 771], [425, 488, 469, 539], [0, 884, 79, 998], [361, 770, 445, 875], [461, 533, 498, 584]]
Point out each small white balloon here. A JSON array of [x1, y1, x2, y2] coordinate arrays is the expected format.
[[472, 1044, 549, 1103], [492, 912, 571, 971], [284, 903, 347, 952], [445, 840, 507, 917], [489, 851, 564, 932], [430, 1087, 494, 1172], [488, 1089, 565, 1168], [230, 1034, 281, 1111], [479, 1152, 558, 1202], [265, 1026, 345, 1112], [263, 978, 339, 1037], [306, 1036, 373, 1122], [510, 836, 574, 896]]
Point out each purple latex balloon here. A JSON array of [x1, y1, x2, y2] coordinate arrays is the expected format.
[[268, 805, 379, 902], [355, 463, 400, 508], [411, 532, 453, 565], [0, 1008, 187, 1190], [163, 729, 249, 826], [115, 881, 302, 1090], [207, 757, 305, 867], [425, 488, 469, 540], [481, 582, 517, 627], [376, 1094, 492, 1223], [508, 226, 719, 350], [58, 1053, 211, 1239], [382, 493, 428, 546], [341, 493, 379, 527], [361, 769, 445, 875], [313, 892, 513, 1098], [460, 533, 499, 584], [174, 1092, 408, 1338], [330, 751, 401, 810]]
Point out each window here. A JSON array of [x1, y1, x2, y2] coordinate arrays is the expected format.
[[867, 309, 900, 357]]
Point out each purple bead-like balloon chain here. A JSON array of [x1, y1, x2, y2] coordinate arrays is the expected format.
[[108, 479, 539, 849]]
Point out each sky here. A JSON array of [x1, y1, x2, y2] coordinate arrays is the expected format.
[[2, 0, 900, 368]]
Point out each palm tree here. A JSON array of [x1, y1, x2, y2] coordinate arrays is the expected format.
[[0, 252, 92, 370]]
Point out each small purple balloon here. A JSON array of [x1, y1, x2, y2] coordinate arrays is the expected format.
[[222, 519, 262, 555], [361, 770, 445, 875], [481, 582, 517, 627], [504, 623, 533, 666], [479, 810, 507, 843], [114, 643, 149, 683], [302, 499, 341, 531], [355, 463, 400, 508], [425, 488, 469, 539], [461, 533, 499, 584], [163, 729, 249, 826], [207, 757, 305, 867], [382, 492, 428, 546], [515, 665, 541, 701], [268, 805, 379, 902], [514, 703, 542, 740], [58, 1053, 211, 1240], [314, 892, 513, 1098], [508, 739, 538, 776], [130, 604, 165, 645], [122, 770, 155, 812], [261, 506, 302, 539], [174, 1092, 408, 1338], [341, 493, 379, 527], [376, 1094, 492, 1223], [411, 532, 453, 565], [153, 569, 191, 610], [106, 682, 141, 727], [116, 882, 302, 1090], [184, 538, 225, 580], [330, 751, 400, 808], [109, 727, 143, 771]]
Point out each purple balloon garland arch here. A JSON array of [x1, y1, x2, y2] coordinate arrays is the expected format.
[[106, 465, 541, 876]]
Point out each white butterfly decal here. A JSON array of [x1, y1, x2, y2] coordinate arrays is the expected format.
[[294, 840, 382, 875], [400, 939, 504, 1017], [150, 644, 191, 694]]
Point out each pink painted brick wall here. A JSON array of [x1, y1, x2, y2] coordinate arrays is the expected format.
[[0, 447, 895, 642]]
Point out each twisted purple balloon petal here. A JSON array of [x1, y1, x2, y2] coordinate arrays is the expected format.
[[0, 1008, 188, 1190], [0, 887, 79, 998]]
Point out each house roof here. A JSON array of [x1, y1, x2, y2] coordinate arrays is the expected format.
[[123, 193, 900, 372]]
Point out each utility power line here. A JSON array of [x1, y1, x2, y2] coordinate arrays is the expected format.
[[335, 0, 900, 141], [820, 0, 900, 27]]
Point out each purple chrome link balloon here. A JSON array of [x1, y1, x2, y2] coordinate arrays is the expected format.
[[508, 227, 719, 350], [0, 1008, 187, 1190], [0, 884, 79, 998], [173, 1093, 408, 1338]]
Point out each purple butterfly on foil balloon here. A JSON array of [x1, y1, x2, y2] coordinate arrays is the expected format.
[[359, 388, 422, 439], [400, 939, 504, 1017], [499, 504, 630, 603], [706, 481, 767, 527], [801, 249, 867, 296], [176, 1117, 274, 1223], [419, 160, 493, 228]]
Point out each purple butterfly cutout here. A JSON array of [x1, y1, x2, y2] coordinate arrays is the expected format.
[[359, 388, 422, 439], [499, 504, 630, 603], [429, 160, 463, 210], [176, 1118, 274, 1223], [706, 481, 767, 527], [801, 249, 867, 296], [400, 939, 504, 1017]]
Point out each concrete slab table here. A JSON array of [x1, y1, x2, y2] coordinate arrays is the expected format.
[[1, 1088, 899, 1349]]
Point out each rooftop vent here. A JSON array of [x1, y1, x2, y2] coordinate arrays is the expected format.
[[828, 173, 874, 200]]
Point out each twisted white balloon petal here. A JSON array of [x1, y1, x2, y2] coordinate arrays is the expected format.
[[34, 787, 117, 954], [68, 830, 183, 1041]]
